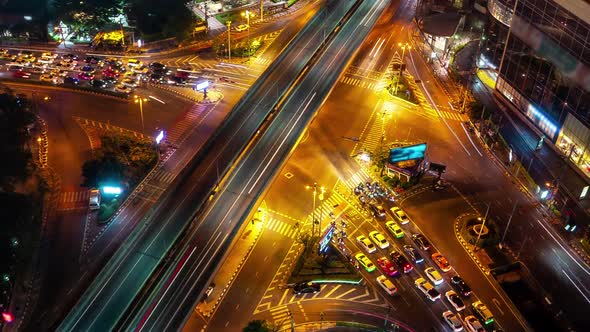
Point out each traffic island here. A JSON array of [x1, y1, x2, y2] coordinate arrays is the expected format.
[[80, 132, 158, 223], [288, 238, 360, 284]]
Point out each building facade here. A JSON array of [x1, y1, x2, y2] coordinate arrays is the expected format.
[[481, 0, 590, 175]]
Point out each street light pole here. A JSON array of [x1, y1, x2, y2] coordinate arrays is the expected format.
[[395, 43, 410, 94], [500, 201, 518, 248], [133, 95, 147, 134], [226, 20, 232, 62], [318, 186, 326, 236], [474, 203, 490, 251], [307, 183, 318, 235]]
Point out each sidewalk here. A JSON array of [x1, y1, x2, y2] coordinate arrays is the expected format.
[[196, 218, 263, 318]]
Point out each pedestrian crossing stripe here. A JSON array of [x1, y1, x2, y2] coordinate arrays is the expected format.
[[339, 76, 378, 90], [152, 170, 175, 184], [265, 218, 297, 239], [440, 111, 464, 121], [59, 190, 90, 203], [270, 306, 290, 325]]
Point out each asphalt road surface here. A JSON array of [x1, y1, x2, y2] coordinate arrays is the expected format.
[[57, 1, 360, 330], [128, 0, 388, 331]]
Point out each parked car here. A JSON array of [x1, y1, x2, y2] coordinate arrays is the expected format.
[[356, 235, 377, 254], [414, 277, 440, 301], [451, 275, 472, 297], [376, 275, 397, 295], [64, 76, 80, 85], [403, 245, 424, 264], [385, 220, 404, 238], [432, 253, 451, 272], [445, 290, 466, 311], [390, 207, 409, 224], [390, 250, 413, 274], [412, 233, 431, 251], [442, 311, 464, 331], [293, 281, 321, 295]]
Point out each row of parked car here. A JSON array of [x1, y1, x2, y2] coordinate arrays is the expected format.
[[350, 186, 497, 332], [0, 48, 199, 95]]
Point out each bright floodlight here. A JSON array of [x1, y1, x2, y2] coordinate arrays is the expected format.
[[359, 153, 371, 162], [195, 81, 209, 91], [155, 130, 165, 144], [102, 186, 123, 195]]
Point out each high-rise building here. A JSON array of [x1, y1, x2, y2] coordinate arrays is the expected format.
[[481, 0, 590, 174]]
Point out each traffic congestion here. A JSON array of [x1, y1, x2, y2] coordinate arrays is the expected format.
[[0, 48, 202, 96], [291, 179, 502, 332]]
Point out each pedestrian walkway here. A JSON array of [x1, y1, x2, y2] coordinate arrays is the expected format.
[[339, 75, 380, 91], [150, 169, 176, 185], [197, 219, 264, 318], [269, 306, 292, 327], [56, 190, 89, 210], [265, 217, 299, 239], [166, 103, 213, 145]]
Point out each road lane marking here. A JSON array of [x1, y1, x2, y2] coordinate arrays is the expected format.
[[335, 288, 357, 299], [324, 285, 341, 298], [278, 289, 290, 305], [562, 269, 590, 304], [492, 298, 504, 315], [460, 122, 483, 157]]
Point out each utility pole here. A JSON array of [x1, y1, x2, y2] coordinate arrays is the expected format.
[[394, 43, 410, 94], [307, 183, 318, 235], [500, 201, 518, 248], [474, 203, 491, 251], [318, 186, 326, 236], [260, 0, 264, 22], [226, 20, 232, 62]]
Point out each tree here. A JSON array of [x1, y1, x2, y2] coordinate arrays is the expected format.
[[52, 0, 122, 38], [0, 92, 36, 191], [243, 320, 271, 332], [125, 0, 195, 40]]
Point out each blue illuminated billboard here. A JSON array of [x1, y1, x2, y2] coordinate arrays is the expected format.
[[389, 143, 427, 164], [318, 225, 335, 255]]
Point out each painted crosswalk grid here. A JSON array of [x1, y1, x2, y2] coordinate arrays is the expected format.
[[57, 190, 90, 210], [269, 306, 291, 327], [151, 169, 175, 185], [265, 217, 298, 239], [339, 76, 379, 91]]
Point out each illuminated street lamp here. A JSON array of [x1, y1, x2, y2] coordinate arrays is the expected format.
[[241, 10, 255, 60], [306, 183, 325, 236], [226, 20, 232, 62], [133, 95, 148, 134], [394, 42, 411, 94]]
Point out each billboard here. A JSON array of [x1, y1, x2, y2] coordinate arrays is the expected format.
[[318, 224, 335, 255], [389, 143, 427, 164]]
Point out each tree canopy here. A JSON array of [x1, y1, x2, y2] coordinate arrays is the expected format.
[[125, 0, 195, 40], [243, 320, 272, 332], [52, 0, 123, 36], [0, 91, 36, 191]]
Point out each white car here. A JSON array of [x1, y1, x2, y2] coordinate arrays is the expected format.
[[369, 231, 389, 249], [445, 290, 466, 311], [442, 311, 464, 331], [376, 275, 397, 295], [425, 267, 444, 285], [414, 277, 440, 301], [356, 235, 376, 254], [464, 315, 485, 332], [390, 207, 409, 224]]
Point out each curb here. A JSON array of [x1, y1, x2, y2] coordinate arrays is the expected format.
[[454, 215, 491, 276], [1, 80, 130, 101], [198, 225, 263, 318], [150, 83, 222, 104]]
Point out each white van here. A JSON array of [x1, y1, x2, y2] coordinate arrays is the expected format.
[[89, 189, 101, 210]]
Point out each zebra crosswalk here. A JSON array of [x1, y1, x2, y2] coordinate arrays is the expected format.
[[439, 110, 466, 121], [150, 169, 175, 185], [57, 190, 90, 210], [265, 217, 299, 239], [269, 306, 292, 327], [339, 75, 381, 91], [166, 103, 209, 145]]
